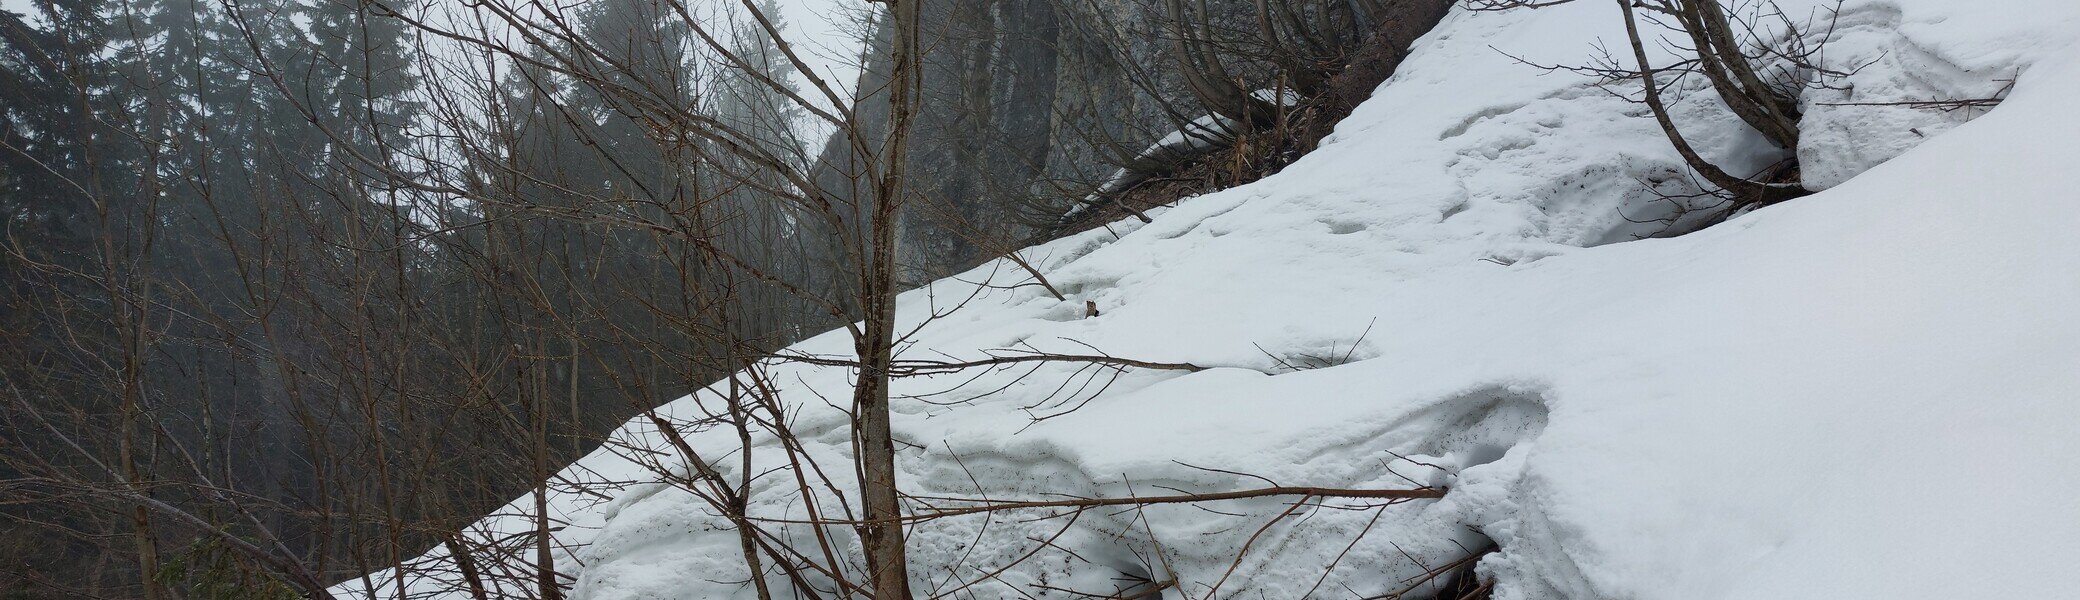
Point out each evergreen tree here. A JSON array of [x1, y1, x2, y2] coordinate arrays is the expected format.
[[1, 0, 117, 271]]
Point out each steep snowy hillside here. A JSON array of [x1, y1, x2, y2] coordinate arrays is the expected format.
[[342, 1, 2080, 598]]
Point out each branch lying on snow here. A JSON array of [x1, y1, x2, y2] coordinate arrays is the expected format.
[[1818, 97, 2003, 110], [770, 350, 1207, 376], [749, 485, 1447, 526], [1461, 0, 1579, 10], [1817, 75, 2015, 115], [1369, 543, 1499, 600]]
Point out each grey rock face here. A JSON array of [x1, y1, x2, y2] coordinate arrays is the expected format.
[[824, 0, 1456, 284], [819, 0, 1189, 285]]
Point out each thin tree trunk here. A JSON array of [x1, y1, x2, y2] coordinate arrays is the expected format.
[[443, 534, 492, 600], [855, 1, 923, 597], [1617, 0, 1773, 200], [103, 70, 165, 600], [534, 335, 562, 600], [1670, 0, 1800, 149]]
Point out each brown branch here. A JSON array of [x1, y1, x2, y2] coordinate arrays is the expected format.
[[1817, 98, 2003, 111], [1615, 0, 1799, 205], [1461, 0, 1579, 10], [895, 485, 1445, 524], [773, 351, 1207, 376]]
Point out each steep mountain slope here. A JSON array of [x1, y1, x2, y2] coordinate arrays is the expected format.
[[341, 1, 2080, 598]]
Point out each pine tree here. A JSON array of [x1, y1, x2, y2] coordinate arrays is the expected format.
[[1, 0, 116, 267]]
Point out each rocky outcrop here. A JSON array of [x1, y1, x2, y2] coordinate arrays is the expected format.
[[824, 0, 1456, 284]]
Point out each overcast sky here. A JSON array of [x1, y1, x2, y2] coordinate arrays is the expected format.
[[1, 0, 41, 23]]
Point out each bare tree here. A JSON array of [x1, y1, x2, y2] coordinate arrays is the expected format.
[[1476, 0, 1870, 212]]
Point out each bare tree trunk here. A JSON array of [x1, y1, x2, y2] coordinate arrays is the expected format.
[[1668, 0, 1800, 149], [1617, 0, 1783, 202], [1166, 0, 1281, 127], [443, 534, 493, 600], [855, 1, 924, 597], [118, 351, 161, 600], [102, 78, 165, 600], [533, 333, 563, 600]]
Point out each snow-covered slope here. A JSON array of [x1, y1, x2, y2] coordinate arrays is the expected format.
[[342, 1, 2080, 598]]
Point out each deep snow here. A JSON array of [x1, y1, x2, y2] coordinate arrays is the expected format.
[[340, 1, 2080, 598]]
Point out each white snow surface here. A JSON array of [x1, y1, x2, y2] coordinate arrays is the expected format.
[[342, 1, 2080, 598]]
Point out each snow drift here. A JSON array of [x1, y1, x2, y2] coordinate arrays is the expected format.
[[341, 1, 2080, 598]]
